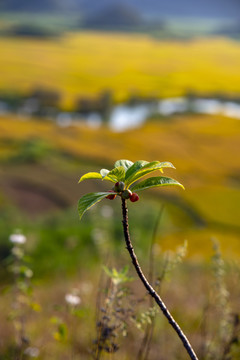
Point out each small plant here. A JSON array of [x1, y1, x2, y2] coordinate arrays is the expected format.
[[8, 230, 39, 359], [93, 266, 134, 359], [204, 240, 240, 360], [78, 159, 198, 360], [50, 288, 83, 359]]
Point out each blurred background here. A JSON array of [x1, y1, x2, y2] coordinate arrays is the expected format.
[[0, 1, 240, 359]]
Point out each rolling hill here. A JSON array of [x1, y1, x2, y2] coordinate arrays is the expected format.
[[1, 0, 240, 19]]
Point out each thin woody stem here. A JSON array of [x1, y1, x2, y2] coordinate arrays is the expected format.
[[121, 198, 198, 360]]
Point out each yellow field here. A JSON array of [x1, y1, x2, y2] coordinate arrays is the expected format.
[[1, 114, 239, 259], [1, 113, 239, 185], [1, 32, 240, 108]]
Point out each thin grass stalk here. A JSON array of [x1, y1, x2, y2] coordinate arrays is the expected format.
[[137, 206, 164, 360]]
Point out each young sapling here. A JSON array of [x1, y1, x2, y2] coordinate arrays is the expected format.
[[78, 159, 198, 360]]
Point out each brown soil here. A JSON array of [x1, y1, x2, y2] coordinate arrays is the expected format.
[[3, 178, 70, 216]]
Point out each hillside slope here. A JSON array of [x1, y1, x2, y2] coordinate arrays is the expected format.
[[0, 114, 239, 258]]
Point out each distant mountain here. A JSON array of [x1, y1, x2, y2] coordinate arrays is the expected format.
[[214, 22, 240, 37], [79, 0, 240, 19], [0, 0, 76, 12], [1, 0, 57, 12], [1, 0, 240, 19], [83, 4, 143, 30]]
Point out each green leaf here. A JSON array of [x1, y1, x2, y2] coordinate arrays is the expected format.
[[126, 161, 175, 187], [102, 265, 113, 278], [100, 168, 116, 182], [107, 166, 125, 182], [102, 265, 133, 285], [131, 176, 184, 192], [79, 170, 116, 184], [78, 192, 117, 219], [125, 160, 149, 181], [78, 172, 102, 183], [58, 323, 68, 340], [114, 159, 133, 172]]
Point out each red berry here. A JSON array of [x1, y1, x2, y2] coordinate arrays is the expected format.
[[130, 192, 139, 202], [106, 190, 116, 200]]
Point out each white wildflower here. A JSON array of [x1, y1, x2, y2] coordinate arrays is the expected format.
[[65, 293, 81, 306], [24, 268, 33, 278], [24, 347, 40, 357], [9, 233, 26, 244]]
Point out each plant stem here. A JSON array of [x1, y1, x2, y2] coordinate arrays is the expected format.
[[121, 198, 199, 360]]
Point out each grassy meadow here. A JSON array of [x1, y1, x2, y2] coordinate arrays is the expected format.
[[0, 29, 240, 359]]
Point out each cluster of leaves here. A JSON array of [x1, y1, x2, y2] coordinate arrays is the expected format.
[[78, 159, 184, 219], [133, 305, 159, 331], [103, 265, 134, 286]]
